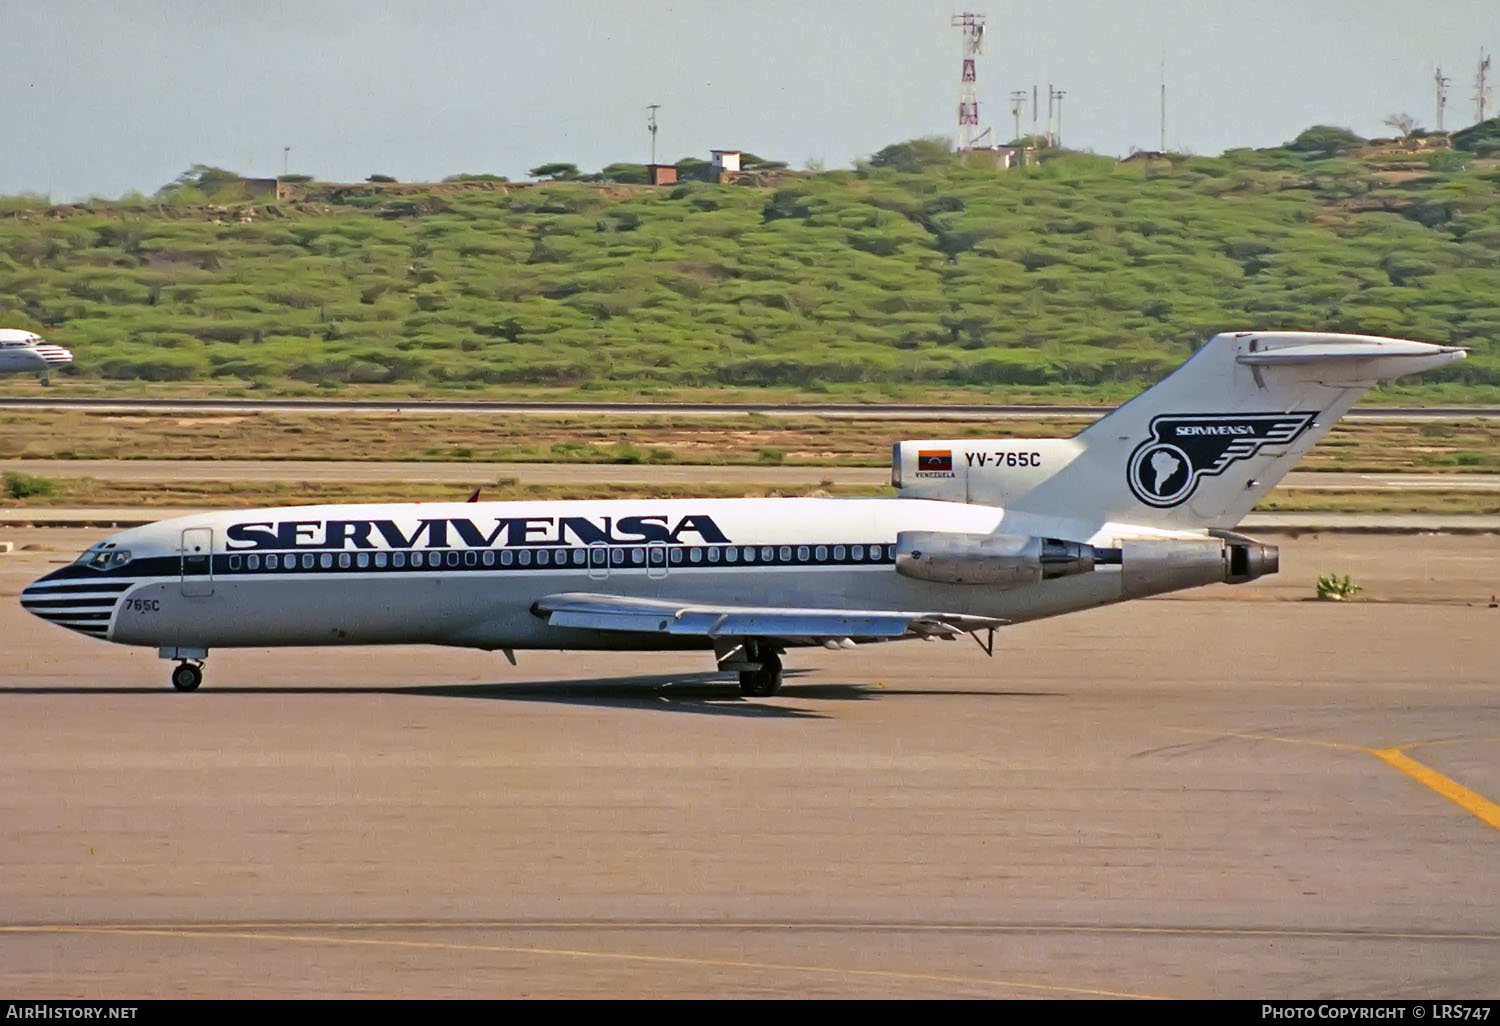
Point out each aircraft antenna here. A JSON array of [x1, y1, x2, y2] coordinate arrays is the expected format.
[[1435, 66, 1450, 132], [951, 12, 986, 151], [647, 104, 661, 166]]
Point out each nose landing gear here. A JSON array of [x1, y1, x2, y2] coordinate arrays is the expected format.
[[160, 647, 209, 691], [171, 661, 203, 691]]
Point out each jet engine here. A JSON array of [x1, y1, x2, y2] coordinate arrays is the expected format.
[[894, 532, 1121, 587], [894, 531, 1278, 594]]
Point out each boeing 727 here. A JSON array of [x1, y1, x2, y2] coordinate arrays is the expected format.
[[0, 328, 72, 383], [21, 331, 1464, 693]]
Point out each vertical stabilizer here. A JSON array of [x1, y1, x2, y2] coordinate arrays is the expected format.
[[1001, 332, 1464, 530]]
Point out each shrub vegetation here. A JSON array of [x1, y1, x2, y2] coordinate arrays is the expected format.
[[2, 129, 1499, 401]]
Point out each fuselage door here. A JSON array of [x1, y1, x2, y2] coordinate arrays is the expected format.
[[180, 527, 214, 597], [646, 541, 669, 580]]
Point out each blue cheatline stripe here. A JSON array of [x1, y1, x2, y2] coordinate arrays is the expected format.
[[19, 580, 133, 594], [39, 543, 898, 586], [204, 542, 898, 579], [20, 598, 121, 610]]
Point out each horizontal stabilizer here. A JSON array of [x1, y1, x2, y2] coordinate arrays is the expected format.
[[1236, 335, 1465, 379]]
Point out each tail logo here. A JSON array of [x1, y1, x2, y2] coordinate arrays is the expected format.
[[1127, 412, 1318, 508]]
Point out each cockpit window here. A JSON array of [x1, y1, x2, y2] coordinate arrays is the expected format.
[[74, 544, 130, 570]]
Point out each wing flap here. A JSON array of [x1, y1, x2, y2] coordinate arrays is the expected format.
[[535, 592, 1004, 641]]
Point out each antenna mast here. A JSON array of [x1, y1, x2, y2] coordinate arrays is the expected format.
[[1009, 89, 1027, 144], [951, 12, 986, 150], [647, 105, 661, 165], [1478, 50, 1493, 123], [1160, 49, 1167, 151], [1435, 67, 1450, 132]]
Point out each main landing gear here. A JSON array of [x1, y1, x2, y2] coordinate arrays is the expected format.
[[171, 661, 204, 691], [738, 648, 783, 698]]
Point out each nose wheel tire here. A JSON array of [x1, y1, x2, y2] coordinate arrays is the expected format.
[[171, 662, 203, 691]]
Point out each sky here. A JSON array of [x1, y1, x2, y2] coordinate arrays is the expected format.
[[2, 0, 1497, 200]]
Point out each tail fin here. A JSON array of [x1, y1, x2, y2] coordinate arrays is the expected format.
[[893, 332, 1465, 531], [1017, 332, 1463, 529]]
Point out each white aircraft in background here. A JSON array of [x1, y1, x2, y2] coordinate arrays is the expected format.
[[0, 328, 72, 383], [21, 331, 1463, 694]]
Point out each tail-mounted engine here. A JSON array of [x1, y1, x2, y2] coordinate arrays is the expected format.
[[894, 531, 1277, 593]]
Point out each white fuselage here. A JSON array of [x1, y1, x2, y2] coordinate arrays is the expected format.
[[21, 496, 1193, 653], [0, 330, 72, 375]]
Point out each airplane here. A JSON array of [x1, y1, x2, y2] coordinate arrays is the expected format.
[[20, 331, 1464, 694], [0, 328, 72, 383]]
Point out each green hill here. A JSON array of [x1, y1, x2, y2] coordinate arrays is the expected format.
[[2, 133, 1499, 402]]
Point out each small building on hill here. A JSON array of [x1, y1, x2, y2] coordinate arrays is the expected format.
[[646, 164, 678, 186], [710, 149, 741, 183]]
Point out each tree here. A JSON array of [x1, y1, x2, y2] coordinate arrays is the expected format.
[[866, 137, 954, 172], [739, 152, 789, 171], [529, 162, 580, 181], [155, 164, 243, 199], [598, 162, 647, 184], [366, 174, 398, 183], [1383, 113, 1419, 137], [1286, 125, 1365, 156], [1451, 117, 1500, 155]]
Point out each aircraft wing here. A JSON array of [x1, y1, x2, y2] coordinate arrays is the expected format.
[[532, 592, 1006, 643]]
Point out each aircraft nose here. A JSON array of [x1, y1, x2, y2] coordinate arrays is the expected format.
[[20, 567, 121, 640]]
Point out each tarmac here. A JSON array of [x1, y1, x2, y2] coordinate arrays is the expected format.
[[1, 527, 1498, 998]]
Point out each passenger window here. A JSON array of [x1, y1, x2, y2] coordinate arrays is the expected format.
[[248, 554, 261, 570], [482, 550, 494, 566], [339, 553, 351, 569], [518, 550, 532, 566], [375, 552, 388, 568], [853, 546, 864, 561], [707, 547, 720, 563], [501, 550, 514, 566], [815, 546, 827, 561]]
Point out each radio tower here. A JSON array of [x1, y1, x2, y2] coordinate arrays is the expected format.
[[1478, 50, 1493, 123], [952, 12, 986, 151], [1435, 67, 1450, 132]]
